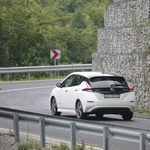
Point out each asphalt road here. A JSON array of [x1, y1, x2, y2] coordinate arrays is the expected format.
[[0, 80, 150, 150]]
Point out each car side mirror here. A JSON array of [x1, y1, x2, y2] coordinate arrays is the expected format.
[[56, 83, 62, 88]]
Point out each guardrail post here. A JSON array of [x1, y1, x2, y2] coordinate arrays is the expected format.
[[103, 126, 109, 150], [27, 73, 30, 79], [13, 113, 20, 143], [39, 117, 45, 148], [70, 122, 76, 150], [140, 133, 146, 150], [6, 73, 9, 81]]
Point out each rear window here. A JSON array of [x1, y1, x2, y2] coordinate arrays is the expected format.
[[89, 76, 128, 88]]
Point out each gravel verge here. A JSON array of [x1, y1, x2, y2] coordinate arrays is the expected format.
[[0, 128, 102, 150]]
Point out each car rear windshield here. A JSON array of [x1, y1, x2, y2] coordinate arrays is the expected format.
[[89, 76, 128, 88]]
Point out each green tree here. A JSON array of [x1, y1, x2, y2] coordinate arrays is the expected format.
[[0, 0, 110, 68], [0, 0, 44, 66]]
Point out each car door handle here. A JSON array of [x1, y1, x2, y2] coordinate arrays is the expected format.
[[75, 89, 78, 91], [65, 90, 68, 92]]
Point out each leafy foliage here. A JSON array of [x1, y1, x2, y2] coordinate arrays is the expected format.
[[0, 0, 110, 67]]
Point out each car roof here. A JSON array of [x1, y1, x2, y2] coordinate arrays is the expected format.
[[69, 71, 121, 78]]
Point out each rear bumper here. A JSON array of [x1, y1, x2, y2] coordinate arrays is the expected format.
[[83, 91, 136, 114], [86, 106, 134, 115]]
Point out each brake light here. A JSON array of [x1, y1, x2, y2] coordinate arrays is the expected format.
[[82, 86, 92, 92], [129, 85, 134, 91]]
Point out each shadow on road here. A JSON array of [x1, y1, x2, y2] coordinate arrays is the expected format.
[[61, 114, 129, 122]]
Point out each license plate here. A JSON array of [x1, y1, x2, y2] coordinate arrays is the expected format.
[[104, 94, 120, 98]]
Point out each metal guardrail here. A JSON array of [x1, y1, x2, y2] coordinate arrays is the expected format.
[[0, 64, 92, 81], [0, 107, 150, 150]]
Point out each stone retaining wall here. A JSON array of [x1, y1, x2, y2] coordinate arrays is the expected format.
[[92, 0, 150, 110]]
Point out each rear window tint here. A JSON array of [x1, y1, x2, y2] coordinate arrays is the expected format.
[[89, 76, 128, 88]]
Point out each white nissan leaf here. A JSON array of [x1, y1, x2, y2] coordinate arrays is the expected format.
[[49, 72, 135, 120]]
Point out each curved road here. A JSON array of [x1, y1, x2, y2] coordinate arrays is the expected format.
[[0, 80, 150, 150]]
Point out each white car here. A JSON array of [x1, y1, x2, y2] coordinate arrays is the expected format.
[[49, 72, 135, 120]]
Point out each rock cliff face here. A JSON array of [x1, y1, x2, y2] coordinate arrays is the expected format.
[[92, 0, 150, 111]]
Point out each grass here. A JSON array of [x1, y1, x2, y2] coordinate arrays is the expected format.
[[18, 139, 42, 150], [17, 139, 92, 150], [8, 130, 14, 137], [51, 141, 92, 150], [51, 142, 70, 150]]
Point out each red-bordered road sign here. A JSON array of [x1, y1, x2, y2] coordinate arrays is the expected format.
[[50, 50, 61, 60]]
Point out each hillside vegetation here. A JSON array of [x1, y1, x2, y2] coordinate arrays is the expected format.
[[0, 0, 110, 67]]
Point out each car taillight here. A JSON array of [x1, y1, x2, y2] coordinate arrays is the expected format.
[[82, 86, 92, 92], [129, 85, 134, 91]]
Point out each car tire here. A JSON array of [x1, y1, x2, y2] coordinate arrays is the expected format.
[[51, 97, 61, 116], [76, 101, 86, 119], [121, 112, 133, 120]]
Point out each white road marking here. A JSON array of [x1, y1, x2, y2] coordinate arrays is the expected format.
[[0, 86, 55, 93]]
